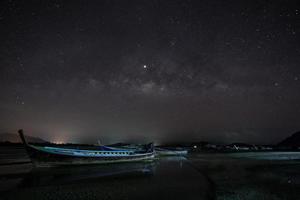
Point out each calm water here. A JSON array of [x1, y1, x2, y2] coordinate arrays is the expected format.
[[228, 151, 300, 160]]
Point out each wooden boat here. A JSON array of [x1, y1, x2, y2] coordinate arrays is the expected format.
[[155, 147, 188, 156], [18, 130, 155, 167]]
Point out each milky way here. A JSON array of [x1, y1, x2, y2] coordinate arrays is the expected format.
[[0, 0, 300, 144]]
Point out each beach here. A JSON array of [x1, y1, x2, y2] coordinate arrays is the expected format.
[[1, 146, 300, 200]]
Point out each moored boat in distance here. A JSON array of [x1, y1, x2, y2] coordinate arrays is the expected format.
[[18, 129, 155, 167], [155, 147, 188, 156]]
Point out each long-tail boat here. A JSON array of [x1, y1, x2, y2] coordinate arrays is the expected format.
[[155, 147, 188, 156], [18, 129, 155, 167]]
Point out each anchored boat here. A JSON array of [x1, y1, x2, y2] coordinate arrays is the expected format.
[[18, 130, 155, 167], [155, 147, 188, 156]]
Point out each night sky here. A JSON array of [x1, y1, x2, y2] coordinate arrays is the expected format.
[[1, 0, 300, 144]]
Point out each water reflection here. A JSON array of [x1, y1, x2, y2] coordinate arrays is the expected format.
[[20, 161, 156, 187], [1, 156, 212, 200]]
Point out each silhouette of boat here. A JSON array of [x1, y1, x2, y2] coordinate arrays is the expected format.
[[18, 129, 155, 167], [155, 147, 188, 156]]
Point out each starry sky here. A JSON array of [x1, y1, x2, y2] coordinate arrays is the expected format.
[[0, 0, 300, 144]]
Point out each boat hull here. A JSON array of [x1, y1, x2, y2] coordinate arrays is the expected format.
[[18, 129, 155, 167], [156, 151, 187, 156], [26, 144, 155, 167], [155, 148, 188, 156]]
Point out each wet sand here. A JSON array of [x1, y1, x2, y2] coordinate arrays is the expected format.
[[189, 153, 300, 200]]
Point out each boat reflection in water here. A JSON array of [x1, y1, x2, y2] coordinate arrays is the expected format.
[[14, 129, 189, 191], [20, 161, 156, 187], [18, 129, 155, 167], [12, 129, 157, 188]]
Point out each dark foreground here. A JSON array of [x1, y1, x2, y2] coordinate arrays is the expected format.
[[1, 147, 300, 200], [189, 153, 300, 200]]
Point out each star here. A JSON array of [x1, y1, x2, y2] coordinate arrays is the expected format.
[[0, 0, 299, 145]]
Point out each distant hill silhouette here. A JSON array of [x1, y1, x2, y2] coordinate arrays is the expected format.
[[278, 131, 300, 148], [0, 133, 46, 143], [228, 143, 254, 147]]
